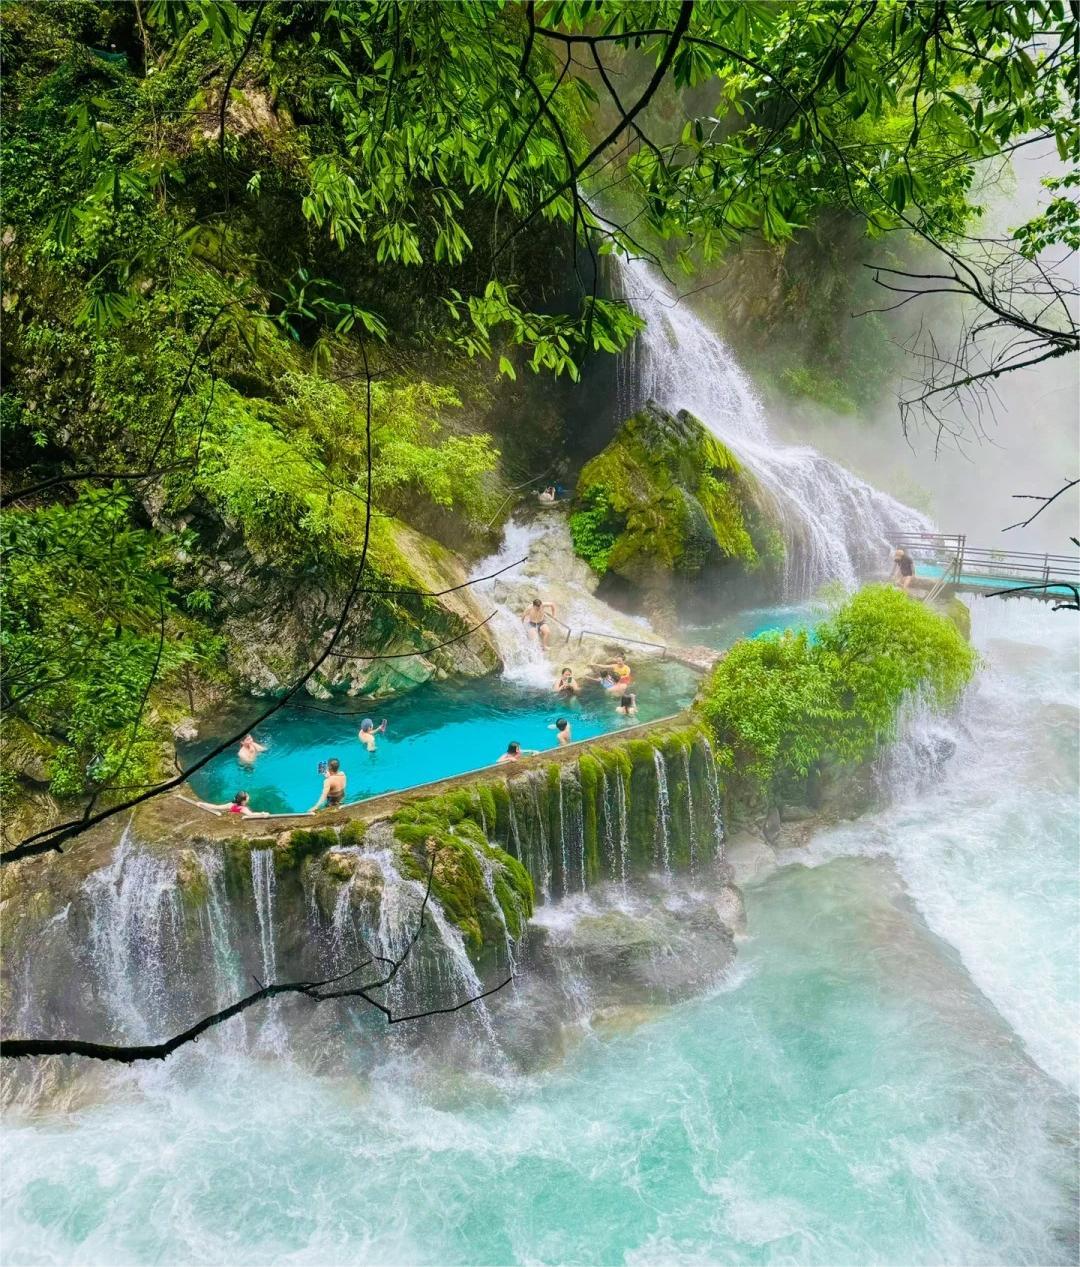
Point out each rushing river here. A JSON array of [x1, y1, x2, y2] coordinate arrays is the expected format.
[[3, 596, 1077, 1265]]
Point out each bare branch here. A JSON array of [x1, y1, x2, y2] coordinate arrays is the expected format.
[[1, 848, 514, 1062], [1003, 479, 1080, 532]]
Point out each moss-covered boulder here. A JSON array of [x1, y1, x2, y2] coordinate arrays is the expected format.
[[570, 403, 780, 621]]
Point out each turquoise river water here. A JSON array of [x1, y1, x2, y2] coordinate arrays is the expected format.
[[3, 596, 1077, 1265]]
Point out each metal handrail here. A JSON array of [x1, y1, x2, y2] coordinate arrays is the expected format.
[[574, 629, 669, 656], [482, 468, 555, 530]]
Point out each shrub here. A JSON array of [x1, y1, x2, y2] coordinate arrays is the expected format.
[[569, 485, 624, 575], [699, 584, 976, 796]]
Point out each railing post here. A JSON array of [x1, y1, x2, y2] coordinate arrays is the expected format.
[[958, 534, 965, 578], [1043, 554, 1050, 587]]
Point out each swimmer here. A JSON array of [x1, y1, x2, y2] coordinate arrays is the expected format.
[[197, 790, 270, 819], [522, 597, 557, 650], [591, 651, 631, 686], [585, 672, 617, 690], [615, 693, 637, 717], [553, 666, 580, 695], [538, 485, 557, 504], [237, 733, 267, 764], [891, 547, 915, 591], [358, 718, 388, 751], [310, 758, 346, 811], [554, 717, 572, 747], [496, 741, 537, 765]]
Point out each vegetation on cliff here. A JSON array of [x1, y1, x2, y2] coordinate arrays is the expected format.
[[570, 404, 781, 606], [2, 0, 1073, 857], [699, 585, 977, 803]]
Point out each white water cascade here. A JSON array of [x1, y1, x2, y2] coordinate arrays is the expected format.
[[612, 255, 933, 597], [469, 514, 660, 686]]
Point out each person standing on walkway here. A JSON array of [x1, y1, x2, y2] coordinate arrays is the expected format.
[[891, 548, 915, 591]]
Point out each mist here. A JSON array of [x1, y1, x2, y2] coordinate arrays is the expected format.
[[768, 142, 1078, 557]]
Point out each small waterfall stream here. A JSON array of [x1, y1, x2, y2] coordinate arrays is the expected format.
[[612, 255, 933, 597]]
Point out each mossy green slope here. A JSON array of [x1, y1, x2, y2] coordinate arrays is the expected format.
[[570, 404, 780, 610]]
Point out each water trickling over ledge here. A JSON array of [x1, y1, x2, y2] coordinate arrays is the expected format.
[[2, 721, 728, 1057]]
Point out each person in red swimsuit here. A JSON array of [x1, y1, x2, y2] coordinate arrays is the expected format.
[[197, 790, 270, 819]]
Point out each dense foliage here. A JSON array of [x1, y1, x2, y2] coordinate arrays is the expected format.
[[1, 0, 1071, 832], [699, 586, 978, 798]]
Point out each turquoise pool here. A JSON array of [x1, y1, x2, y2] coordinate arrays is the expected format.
[[182, 660, 700, 815], [686, 602, 818, 650], [919, 563, 1077, 596]]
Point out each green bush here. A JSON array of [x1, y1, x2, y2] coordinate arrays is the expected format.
[[568, 486, 624, 576], [699, 584, 977, 796]]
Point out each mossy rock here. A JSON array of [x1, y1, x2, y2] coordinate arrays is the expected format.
[[391, 798, 534, 958], [942, 596, 971, 641], [571, 404, 780, 614]]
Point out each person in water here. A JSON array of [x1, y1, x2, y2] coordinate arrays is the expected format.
[[554, 666, 580, 695], [496, 741, 537, 765], [358, 718, 388, 751], [537, 485, 557, 504], [891, 548, 916, 591], [522, 597, 558, 650], [589, 652, 631, 689], [310, 758, 346, 811], [615, 693, 637, 717], [197, 790, 270, 819], [237, 733, 267, 764], [554, 717, 572, 746]]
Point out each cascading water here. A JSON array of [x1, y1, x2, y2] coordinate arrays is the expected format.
[[84, 833, 192, 1042], [469, 513, 660, 684], [612, 255, 933, 597], [653, 749, 672, 876]]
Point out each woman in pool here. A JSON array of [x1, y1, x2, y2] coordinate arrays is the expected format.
[[590, 653, 632, 690], [197, 790, 270, 819], [237, 733, 267, 764], [496, 741, 538, 765], [358, 718, 388, 751], [553, 667, 580, 695], [615, 693, 637, 718]]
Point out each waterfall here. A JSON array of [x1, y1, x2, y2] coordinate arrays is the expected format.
[[84, 831, 191, 1041], [611, 255, 933, 597], [701, 737, 726, 854], [653, 750, 672, 876], [615, 769, 630, 889], [682, 749, 696, 875], [469, 513, 661, 683], [250, 849, 278, 982]]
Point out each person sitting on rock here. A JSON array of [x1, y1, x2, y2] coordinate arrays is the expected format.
[[237, 733, 267, 764], [615, 693, 637, 718], [197, 790, 270, 819], [554, 666, 580, 695], [310, 758, 347, 811], [522, 597, 558, 650], [537, 485, 557, 504], [358, 718, 388, 751], [554, 717, 572, 747]]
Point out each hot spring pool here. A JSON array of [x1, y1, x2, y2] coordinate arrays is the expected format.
[[182, 659, 700, 814]]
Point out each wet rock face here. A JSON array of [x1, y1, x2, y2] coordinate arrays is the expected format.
[[207, 518, 501, 700], [539, 885, 738, 1006]]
